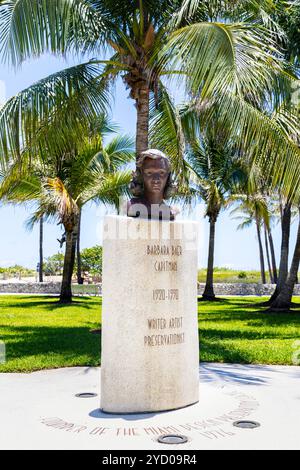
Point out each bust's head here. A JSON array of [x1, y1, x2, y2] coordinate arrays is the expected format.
[[129, 149, 175, 199]]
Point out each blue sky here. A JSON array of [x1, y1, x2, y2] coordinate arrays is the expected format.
[[0, 53, 297, 270]]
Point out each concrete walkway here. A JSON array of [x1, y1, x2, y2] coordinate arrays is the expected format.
[[0, 363, 299, 450]]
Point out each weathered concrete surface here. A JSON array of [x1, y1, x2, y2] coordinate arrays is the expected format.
[[0, 363, 299, 450], [101, 215, 199, 413]]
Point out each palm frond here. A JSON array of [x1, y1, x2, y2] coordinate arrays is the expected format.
[[0, 62, 112, 165], [85, 170, 132, 208], [159, 20, 293, 106], [149, 83, 189, 186], [103, 134, 135, 170], [89, 113, 120, 137], [0, 174, 41, 202], [0, 157, 41, 201], [42, 177, 78, 225], [25, 206, 58, 231], [0, 0, 106, 65], [183, 91, 300, 202], [172, 0, 285, 35], [236, 218, 254, 230]]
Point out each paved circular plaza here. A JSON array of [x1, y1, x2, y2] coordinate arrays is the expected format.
[[1, 363, 299, 450]]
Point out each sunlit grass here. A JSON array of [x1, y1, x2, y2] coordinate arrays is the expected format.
[[199, 297, 300, 364], [0, 295, 299, 372], [0, 296, 101, 372]]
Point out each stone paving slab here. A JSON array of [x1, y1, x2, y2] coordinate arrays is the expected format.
[[0, 363, 299, 450]]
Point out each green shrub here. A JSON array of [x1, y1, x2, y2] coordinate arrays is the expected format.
[[238, 271, 247, 279]]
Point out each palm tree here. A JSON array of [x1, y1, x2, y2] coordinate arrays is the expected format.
[[263, 196, 300, 309], [263, 223, 274, 284], [0, 0, 300, 201], [39, 216, 44, 282], [230, 194, 271, 284], [265, 217, 278, 285], [73, 115, 123, 285], [251, 0, 300, 307], [266, 197, 291, 303], [267, 207, 300, 312], [1, 165, 45, 283], [0, 118, 135, 302], [275, 0, 300, 67], [256, 193, 279, 285], [76, 207, 83, 284], [149, 82, 294, 294], [185, 124, 247, 300]]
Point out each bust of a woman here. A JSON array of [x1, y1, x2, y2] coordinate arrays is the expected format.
[[127, 149, 178, 221]]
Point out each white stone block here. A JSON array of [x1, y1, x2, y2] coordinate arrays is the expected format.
[[101, 215, 199, 413]]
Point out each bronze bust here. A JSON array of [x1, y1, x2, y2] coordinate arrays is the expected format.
[[127, 149, 177, 221]]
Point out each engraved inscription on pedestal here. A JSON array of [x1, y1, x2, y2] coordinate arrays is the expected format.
[[145, 243, 185, 348]]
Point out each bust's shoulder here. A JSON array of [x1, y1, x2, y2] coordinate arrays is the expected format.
[[162, 200, 181, 220], [127, 197, 149, 218], [127, 197, 147, 207]]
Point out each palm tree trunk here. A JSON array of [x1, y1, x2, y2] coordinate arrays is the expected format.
[[77, 208, 83, 285], [268, 202, 291, 303], [60, 223, 78, 303], [268, 227, 278, 284], [39, 216, 43, 283], [264, 224, 274, 283], [203, 218, 216, 300], [268, 209, 300, 311], [256, 218, 266, 284], [135, 83, 149, 159]]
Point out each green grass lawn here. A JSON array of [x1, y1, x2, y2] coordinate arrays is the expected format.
[[0, 296, 101, 372], [0, 295, 299, 372]]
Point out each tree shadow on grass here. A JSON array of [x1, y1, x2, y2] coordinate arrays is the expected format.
[[245, 311, 300, 326], [198, 297, 235, 305], [198, 321, 300, 365], [200, 326, 296, 341], [0, 297, 98, 311], [199, 339, 249, 364], [0, 325, 101, 372], [198, 301, 300, 325]]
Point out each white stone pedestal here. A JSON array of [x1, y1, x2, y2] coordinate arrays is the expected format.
[[101, 215, 199, 413]]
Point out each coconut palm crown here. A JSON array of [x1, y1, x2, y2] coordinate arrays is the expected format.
[[0, 0, 300, 200]]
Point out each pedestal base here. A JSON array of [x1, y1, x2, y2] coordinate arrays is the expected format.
[[101, 215, 199, 413]]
